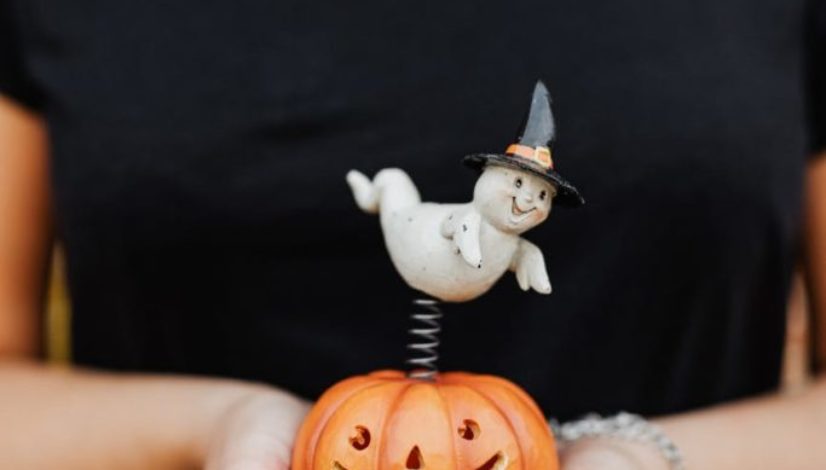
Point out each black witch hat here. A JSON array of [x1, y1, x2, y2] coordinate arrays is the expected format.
[[463, 81, 584, 207]]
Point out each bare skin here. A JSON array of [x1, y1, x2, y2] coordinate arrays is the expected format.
[[0, 95, 308, 469], [4, 93, 826, 469]]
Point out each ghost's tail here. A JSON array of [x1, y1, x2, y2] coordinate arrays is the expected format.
[[346, 168, 421, 215]]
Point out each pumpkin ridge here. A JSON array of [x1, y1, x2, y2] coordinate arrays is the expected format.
[[308, 379, 388, 470], [434, 384, 460, 470], [376, 381, 416, 470], [462, 386, 526, 470]]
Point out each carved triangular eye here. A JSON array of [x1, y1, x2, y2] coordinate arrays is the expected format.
[[406, 445, 424, 469]]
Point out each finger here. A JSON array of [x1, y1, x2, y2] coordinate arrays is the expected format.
[[210, 447, 290, 470], [207, 430, 292, 470]]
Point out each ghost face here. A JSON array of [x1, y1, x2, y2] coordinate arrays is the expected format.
[[473, 164, 555, 234]]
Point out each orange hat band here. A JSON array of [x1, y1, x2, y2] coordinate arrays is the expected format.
[[505, 144, 554, 170]]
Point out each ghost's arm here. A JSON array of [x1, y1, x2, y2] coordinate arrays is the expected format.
[[510, 238, 552, 294], [440, 208, 483, 268]]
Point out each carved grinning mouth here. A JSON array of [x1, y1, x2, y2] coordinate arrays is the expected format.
[[333, 450, 507, 469], [476, 451, 508, 470]]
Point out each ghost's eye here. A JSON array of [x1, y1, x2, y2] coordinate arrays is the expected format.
[[539, 190, 547, 201], [515, 178, 522, 188]]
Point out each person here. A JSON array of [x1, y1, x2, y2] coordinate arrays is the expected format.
[[1, 0, 826, 468]]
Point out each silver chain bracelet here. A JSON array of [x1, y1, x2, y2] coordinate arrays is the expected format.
[[550, 412, 685, 470]]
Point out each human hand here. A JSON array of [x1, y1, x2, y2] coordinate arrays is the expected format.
[[203, 387, 310, 470], [560, 439, 670, 470]]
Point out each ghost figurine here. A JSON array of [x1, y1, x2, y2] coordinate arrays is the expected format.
[[347, 81, 584, 302]]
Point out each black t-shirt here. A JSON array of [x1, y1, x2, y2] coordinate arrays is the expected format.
[[2, 0, 826, 421]]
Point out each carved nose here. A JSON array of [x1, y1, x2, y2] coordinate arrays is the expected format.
[[406, 445, 424, 469], [522, 192, 534, 203]]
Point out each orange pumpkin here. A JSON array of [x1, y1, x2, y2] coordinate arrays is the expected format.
[[291, 370, 559, 470]]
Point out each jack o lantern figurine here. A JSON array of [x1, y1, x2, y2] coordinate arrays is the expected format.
[[291, 370, 558, 470], [291, 81, 583, 470]]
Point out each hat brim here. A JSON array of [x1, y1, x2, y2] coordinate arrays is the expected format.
[[463, 153, 585, 207]]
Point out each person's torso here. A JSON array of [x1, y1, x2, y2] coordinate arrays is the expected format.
[[9, 0, 811, 419]]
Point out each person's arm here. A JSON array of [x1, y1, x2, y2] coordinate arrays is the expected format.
[[562, 156, 826, 470], [655, 380, 826, 469], [0, 361, 301, 469], [0, 94, 50, 357], [806, 154, 826, 374], [0, 94, 308, 469], [653, 154, 826, 469]]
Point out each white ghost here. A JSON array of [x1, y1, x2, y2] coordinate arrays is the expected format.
[[346, 164, 558, 302], [346, 81, 583, 302]]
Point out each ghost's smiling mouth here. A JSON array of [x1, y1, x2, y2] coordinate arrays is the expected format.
[[510, 197, 536, 221]]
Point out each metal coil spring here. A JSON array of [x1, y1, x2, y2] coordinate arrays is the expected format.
[[407, 298, 443, 381]]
